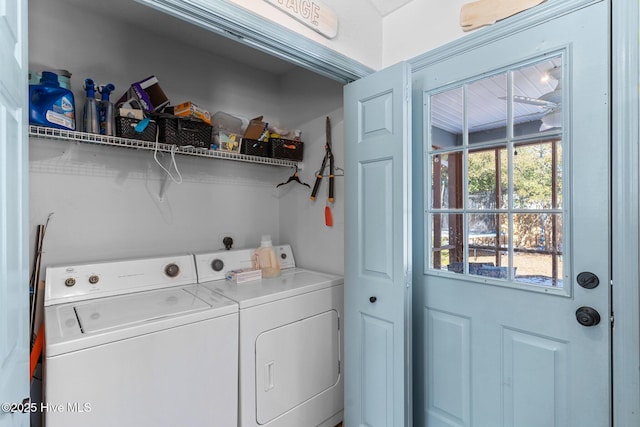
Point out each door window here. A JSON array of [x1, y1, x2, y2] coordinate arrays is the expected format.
[[427, 55, 565, 290]]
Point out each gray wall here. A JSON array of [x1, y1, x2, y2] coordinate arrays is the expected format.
[[29, 0, 345, 273]]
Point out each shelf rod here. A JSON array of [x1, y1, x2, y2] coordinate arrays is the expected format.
[[28, 125, 298, 168]]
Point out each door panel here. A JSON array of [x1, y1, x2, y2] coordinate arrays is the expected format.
[[0, 0, 29, 425], [415, 2, 610, 426], [344, 61, 412, 427]]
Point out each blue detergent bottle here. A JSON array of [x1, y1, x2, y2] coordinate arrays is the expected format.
[[29, 71, 76, 130]]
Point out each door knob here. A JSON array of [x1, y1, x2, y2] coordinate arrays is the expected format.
[[369, 296, 377, 303], [576, 306, 601, 326]]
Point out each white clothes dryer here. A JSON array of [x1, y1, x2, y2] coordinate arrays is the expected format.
[[43, 254, 239, 427], [195, 245, 344, 427]]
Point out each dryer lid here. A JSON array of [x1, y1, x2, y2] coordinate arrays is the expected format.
[[203, 269, 343, 309]]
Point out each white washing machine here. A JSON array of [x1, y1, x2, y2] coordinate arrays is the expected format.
[[195, 245, 344, 427], [43, 254, 239, 427]]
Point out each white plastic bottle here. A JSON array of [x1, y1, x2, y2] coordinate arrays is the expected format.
[[253, 235, 281, 278]]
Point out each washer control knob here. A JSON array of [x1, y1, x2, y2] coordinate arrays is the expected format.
[[88, 274, 99, 284], [280, 253, 287, 260], [164, 263, 180, 278], [65, 277, 76, 287], [369, 296, 377, 303], [211, 259, 224, 272], [222, 237, 234, 250]]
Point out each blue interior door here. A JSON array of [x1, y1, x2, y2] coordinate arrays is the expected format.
[[413, 2, 610, 426], [0, 0, 30, 425], [344, 62, 412, 426]]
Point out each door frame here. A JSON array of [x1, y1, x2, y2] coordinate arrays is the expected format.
[[611, 0, 640, 425]]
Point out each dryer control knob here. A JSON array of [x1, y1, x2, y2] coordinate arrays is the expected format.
[[164, 263, 180, 278], [65, 277, 76, 287], [88, 274, 99, 284], [211, 259, 224, 272]]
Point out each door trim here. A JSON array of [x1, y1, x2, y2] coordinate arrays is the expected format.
[[612, 0, 640, 425], [135, 0, 373, 83], [410, 0, 603, 72]]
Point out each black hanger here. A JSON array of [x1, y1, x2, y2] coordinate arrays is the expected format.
[[277, 165, 310, 188]]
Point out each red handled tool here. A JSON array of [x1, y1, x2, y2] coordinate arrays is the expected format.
[[310, 117, 335, 226]]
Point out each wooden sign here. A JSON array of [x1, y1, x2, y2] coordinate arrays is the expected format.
[[460, 0, 546, 32], [264, 0, 338, 39]]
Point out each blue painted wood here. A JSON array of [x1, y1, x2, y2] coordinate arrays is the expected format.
[[611, 0, 640, 424], [0, 0, 30, 425], [411, 2, 611, 426], [344, 61, 412, 426]]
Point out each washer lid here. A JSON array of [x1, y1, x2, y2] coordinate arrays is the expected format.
[[74, 287, 211, 334]]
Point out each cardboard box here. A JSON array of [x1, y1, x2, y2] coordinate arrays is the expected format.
[[226, 268, 262, 284], [173, 101, 211, 125], [243, 116, 267, 140], [117, 108, 144, 120], [116, 76, 169, 113]]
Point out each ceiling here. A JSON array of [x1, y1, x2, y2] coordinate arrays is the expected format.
[[367, 0, 415, 16], [431, 57, 562, 135], [59, 0, 299, 76]]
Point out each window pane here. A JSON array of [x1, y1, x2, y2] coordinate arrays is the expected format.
[[431, 88, 463, 147], [468, 73, 507, 143], [513, 213, 563, 287], [468, 147, 508, 209], [431, 213, 464, 272], [513, 57, 562, 137], [468, 213, 510, 280], [431, 152, 463, 209], [513, 142, 561, 209]]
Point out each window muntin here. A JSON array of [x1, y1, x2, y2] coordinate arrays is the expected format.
[[427, 55, 565, 289]]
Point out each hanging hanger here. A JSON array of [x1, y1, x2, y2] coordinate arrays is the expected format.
[[277, 164, 310, 188]]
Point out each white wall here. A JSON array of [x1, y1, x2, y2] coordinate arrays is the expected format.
[[29, 0, 345, 273], [276, 67, 345, 273], [382, 0, 468, 67], [229, 0, 384, 70]]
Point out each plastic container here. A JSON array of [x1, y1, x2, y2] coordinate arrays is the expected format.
[[252, 235, 281, 278], [29, 71, 75, 130]]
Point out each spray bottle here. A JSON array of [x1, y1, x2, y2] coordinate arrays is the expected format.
[[98, 83, 116, 136], [82, 78, 99, 134]]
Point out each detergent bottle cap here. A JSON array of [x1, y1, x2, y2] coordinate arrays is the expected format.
[[260, 235, 273, 247], [40, 71, 60, 87]]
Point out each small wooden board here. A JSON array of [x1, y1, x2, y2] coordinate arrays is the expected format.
[[460, 0, 546, 32]]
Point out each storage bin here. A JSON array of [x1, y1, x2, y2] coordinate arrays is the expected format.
[[156, 115, 213, 149], [115, 117, 157, 142], [241, 138, 271, 157], [270, 137, 303, 161]]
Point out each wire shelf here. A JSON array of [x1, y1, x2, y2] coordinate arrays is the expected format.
[[28, 125, 298, 168]]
